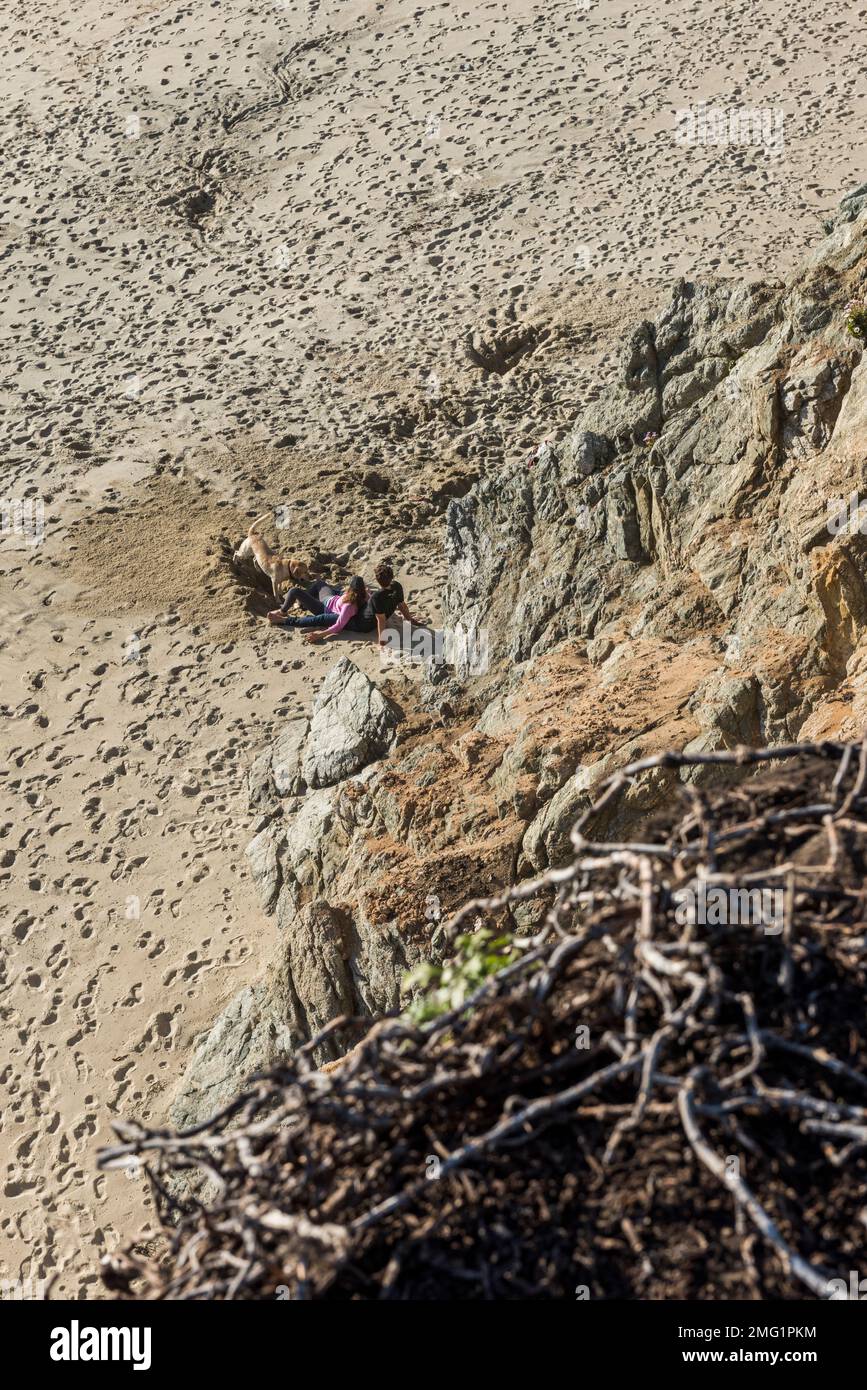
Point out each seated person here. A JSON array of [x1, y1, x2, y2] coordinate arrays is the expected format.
[[267, 576, 368, 645], [362, 562, 426, 644]]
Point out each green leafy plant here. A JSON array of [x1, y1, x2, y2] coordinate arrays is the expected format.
[[845, 300, 867, 339], [403, 927, 517, 1025]]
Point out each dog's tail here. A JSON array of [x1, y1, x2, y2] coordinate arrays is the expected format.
[[248, 512, 272, 537]]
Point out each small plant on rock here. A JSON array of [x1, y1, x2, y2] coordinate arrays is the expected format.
[[845, 300, 867, 339], [403, 926, 517, 1025]]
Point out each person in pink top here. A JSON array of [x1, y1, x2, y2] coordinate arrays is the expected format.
[[267, 575, 369, 645]]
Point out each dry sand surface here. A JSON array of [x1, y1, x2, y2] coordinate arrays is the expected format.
[[1, 0, 866, 1296]]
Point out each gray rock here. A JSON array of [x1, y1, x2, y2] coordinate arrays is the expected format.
[[245, 827, 281, 914], [248, 719, 308, 811], [171, 901, 357, 1129], [440, 225, 865, 709], [302, 657, 400, 788], [562, 429, 613, 478], [581, 320, 660, 444], [170, 981, 289, 1130], [834, 183, 867, 226], [520, 775, 590, 871], [688, 672, 763, 747]]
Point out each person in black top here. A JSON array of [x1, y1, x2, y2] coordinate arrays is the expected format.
[[351, 562, 425, 643]]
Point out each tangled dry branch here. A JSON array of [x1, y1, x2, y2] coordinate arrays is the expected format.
[[99, 737, 867, 1299]]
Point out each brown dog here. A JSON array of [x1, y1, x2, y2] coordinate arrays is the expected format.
[[232, 513, 311, 600]]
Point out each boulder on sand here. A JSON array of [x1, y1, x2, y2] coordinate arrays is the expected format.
[[302, 656, 400, 789]]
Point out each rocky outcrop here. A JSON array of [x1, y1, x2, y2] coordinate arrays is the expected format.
[[248, 719, 307, 812], [174, 663, 407, 1124], [172, 189, 867, 1128], [246, 657, 400, 811], [444, 200, 867, 750], [302, 656, 400, 788], [439, 191, 867, 860], [172, 661, 521, 1126], [171, 900, 356, 1130]]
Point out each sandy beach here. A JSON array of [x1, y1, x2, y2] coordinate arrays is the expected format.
[[2, 0, 866, 1296]]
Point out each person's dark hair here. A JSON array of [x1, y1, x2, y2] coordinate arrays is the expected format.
[[374, 562, 394, 587], [343, 575, 368, 608]]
